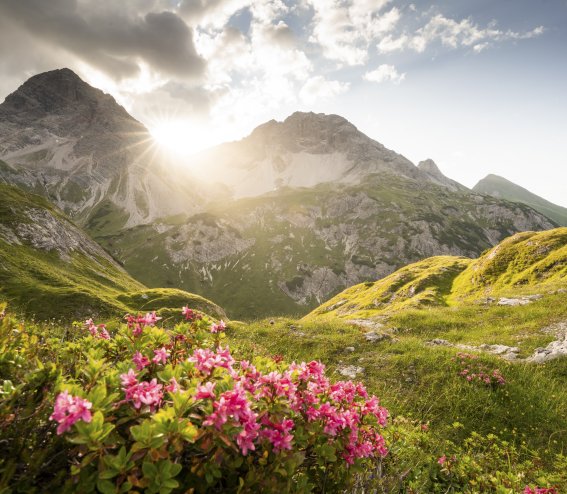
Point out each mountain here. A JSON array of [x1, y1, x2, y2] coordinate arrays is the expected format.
[[0, 71, 558, 319], [0, 68, 201, 232], [192, 112, 460, 198], [305, 227, 567, 321], [98, 174, 555, 319], [417, 159, 467, 192], [0, 183, 225, 320], [473, 174, 567, 227]]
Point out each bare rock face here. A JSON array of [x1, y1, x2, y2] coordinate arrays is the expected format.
[[192, 113, 464, 198], [417, 159, 468, 193], [0, 202, 122, 267], [0, 68, 202, 230]]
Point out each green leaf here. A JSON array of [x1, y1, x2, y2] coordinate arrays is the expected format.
[[97, 479, 117, 494]]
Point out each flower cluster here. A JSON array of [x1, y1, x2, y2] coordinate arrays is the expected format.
[[453, 352, 506, 386], [124, 311, 161, 336], [120, 369, 163, 412], [49, 391, 92, 435], [84, 318, 110, 339], [210, 320, 226, 334], [50, 306, 390, 493], [182, 306, 202, 321], [524, 487, 558, 494]]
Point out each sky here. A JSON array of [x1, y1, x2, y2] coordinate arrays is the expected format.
[[0, 0, 566, 206]]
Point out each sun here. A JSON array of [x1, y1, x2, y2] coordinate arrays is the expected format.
[[150, 120, 209, 157]]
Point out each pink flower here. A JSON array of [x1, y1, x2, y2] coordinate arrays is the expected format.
[[145, 311, 162, 325], [124, 311, 161, 337], [121, 372, 163, 412], [152, 347, 170, 365], [132, 351, 150, 371], [188, 346, 234, 375], [438, 455, 447, 466], [120, 369, 138, 389], [236, 420, 261, 455], [49, 391, 93, 435], [210, 320, 226, 334], [523, 488, 557, 494], [182, 306, 201, 321], [195, 381, 216, 400], [203, 385, 256, 430], [165, 377, 180, 394], [260, 417, 294, 453], [84, 319, 110, 339]]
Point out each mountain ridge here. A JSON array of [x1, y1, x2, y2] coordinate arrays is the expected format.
[[473, 174, 567, 227]]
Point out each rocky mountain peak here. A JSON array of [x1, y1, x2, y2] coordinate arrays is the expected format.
[[418, 159, 442, 176], [0, 68, 140, 133], [418, 159, 467, 193], [248, 111, 363, 153]]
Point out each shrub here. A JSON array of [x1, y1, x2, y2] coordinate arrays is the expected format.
[[1, 308, 389, 493]]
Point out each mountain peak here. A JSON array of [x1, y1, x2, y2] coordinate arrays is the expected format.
[[418, 159, 467, 192], [473, 174, 567, 226], [0, 68, 133, 123], [418, 159, 442, 176]]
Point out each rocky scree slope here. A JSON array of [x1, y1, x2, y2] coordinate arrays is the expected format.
[[0, 183, 224, 320], [0, 68, 201, 232]]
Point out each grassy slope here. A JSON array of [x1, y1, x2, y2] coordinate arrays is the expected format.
[[228, 291, 567, 474], [474, 174, 567, 227], [305, 228, 567, 322], [0, 184, 225, 320]]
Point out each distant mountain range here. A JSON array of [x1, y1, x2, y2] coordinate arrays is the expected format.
[[474, 174, 567, 227], [0, 69, 562, 318]]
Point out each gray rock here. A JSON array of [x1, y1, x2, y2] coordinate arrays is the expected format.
[[497, 295, 542, 306], [365, 331, 391, 342], [337, 365, 364, 379]]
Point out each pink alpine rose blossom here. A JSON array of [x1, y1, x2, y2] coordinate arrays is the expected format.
[[210, 320, 226, 334], [132, 351, 150, 371], [152, 347, 170, 365], [49, 391, 93, 435]]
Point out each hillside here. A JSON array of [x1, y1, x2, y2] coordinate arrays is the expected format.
[[99, 175, 555, 319], [0, 183, 225, 320], [474, 174, 567, 226], [306, 228, 567, 321]]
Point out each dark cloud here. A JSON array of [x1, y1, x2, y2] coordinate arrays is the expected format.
[[0, 0, 206, 80]]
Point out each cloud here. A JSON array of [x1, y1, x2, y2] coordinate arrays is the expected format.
[[0, 0, 206, 80], [299, 76, 350, 104], [363, 64, 405, 84], [307, 0, 400, 65], [376, 14, 545, 54]]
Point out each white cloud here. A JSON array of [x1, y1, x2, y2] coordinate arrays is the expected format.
[[363, 64, 405, 84], [377, 33, 409, 53], [375, 14, 545, 54], [299, 76, 350, 104], [307, 0, 400, 65]]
